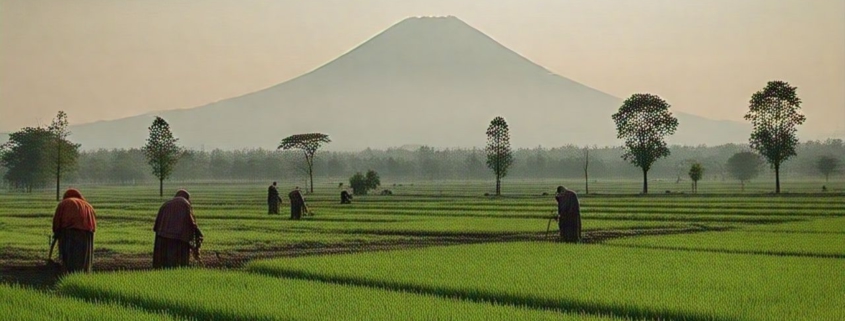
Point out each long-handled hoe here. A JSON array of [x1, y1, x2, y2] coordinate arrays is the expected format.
[[545, 210, 558, 241], [45, 234, 61, 271], [46, 235, 57, 263]]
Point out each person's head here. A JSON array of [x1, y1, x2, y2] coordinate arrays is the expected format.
[[556, 186, 566, 194], [63, 188, 84, 200], [175, 189, 190, 201], [272, 181, 277, 186]]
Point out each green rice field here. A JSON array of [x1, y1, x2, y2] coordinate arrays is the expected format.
[[1, 180, 843, 320]]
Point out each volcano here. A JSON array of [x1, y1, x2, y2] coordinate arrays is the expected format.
[[67, 16, 748, 150]]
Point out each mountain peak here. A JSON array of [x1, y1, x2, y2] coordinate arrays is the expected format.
[[301, 15, 552, 83], [64, 16, 749, 150]]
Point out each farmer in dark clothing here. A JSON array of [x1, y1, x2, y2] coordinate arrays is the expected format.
[[288, 187, 307, 220], [153, 189, 203, 268], [268, 182, 282, 214], [555, 186, 581, 243], [52, 188, 97, 273], [340, 190, 353, 204]]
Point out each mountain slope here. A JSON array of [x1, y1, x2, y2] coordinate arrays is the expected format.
[[68, 16, 749, 150]]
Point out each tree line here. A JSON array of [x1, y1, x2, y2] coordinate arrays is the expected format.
[[2, 80, 841, 194], [0, 139, 838, 186]]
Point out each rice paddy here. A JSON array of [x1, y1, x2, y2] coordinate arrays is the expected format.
[[1, 179, 843, 320]]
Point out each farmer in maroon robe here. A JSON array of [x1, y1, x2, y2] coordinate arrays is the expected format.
[[555, 186, 581, 243], [288, 187, 307, 220], [52, 188, 97, 273], [268, 181, 282, 214], [153, 189, 203, 268]]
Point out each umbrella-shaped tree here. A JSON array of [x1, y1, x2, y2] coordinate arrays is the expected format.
[[278, 133, 331, 193]]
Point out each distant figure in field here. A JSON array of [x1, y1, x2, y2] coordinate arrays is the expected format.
[[153, 189, 203, 268], [555, 186, 581, 243], [340, 189, 353, 204], [52, 188, 97, 273], [288, 187, 307, 220], [267, 181, 282, 214]]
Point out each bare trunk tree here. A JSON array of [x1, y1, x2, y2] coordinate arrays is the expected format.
[[583, 147, 590, 194]]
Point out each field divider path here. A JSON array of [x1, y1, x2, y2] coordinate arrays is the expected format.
[[1, 224, 730, 289]]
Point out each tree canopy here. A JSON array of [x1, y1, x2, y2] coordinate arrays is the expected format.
[[143, 116, 183, 197], [815, 155, 839, 182], [612, 93, 679, 193], [0, 127, 54, 192], [688, 163, 704, 193], [48, 111, 81, 201], [278, 133, 331, 193], [726, 151, 764, 191], [350, 169, 381, 195], [745, 80, 806, 193], [485, 116, 513, 196]]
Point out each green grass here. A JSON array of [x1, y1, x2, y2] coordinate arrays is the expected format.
[[607, 230, 845, 258], [744, 216, 845, 233], [0, 284, 181, 320], [248, 242, 845, 321], [58, 269, 621, 321], [605, 217, 845, 258]]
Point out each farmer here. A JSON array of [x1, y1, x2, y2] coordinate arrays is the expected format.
[[267, 181, 282, 214], [555, 186, 581, 243], [340, 189, 353, 204], [288, 187, 307, 220], [153, 189, 203, 268], [52, 188, 97, 273]]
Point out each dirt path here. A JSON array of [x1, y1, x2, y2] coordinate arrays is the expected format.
[[0, 225, 727, 289]]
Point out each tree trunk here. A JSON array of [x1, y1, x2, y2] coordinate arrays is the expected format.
[[642, 169, 649, 194], [309, 166, 314, 194], [775, 163, 781, 194], [584, 148, 589, 194], [585, 171, 589, 195], [56, 145, 61, 201], [159, 178, 163, 198], [495, 174, 501, 196]]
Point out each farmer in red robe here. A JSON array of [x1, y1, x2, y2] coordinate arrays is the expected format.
[[52, 188, 97, 273]]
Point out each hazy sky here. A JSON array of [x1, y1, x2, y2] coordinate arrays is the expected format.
[[1, 0, 843, 138]]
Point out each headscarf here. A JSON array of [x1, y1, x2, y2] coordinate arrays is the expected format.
[[63, 188, 85, 201], [175, 189, 190, 202], [154, 189, 198, 242], [53, 189, 96, 233]]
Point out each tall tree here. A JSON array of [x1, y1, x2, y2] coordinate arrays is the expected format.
[[726, 151, 764, 192], [48, 111, 80, 201], [0, 127, 53, 192], [612, 93, 679, 194], [583, 147, 590, 194], [485, 116, 513, 196], [688, 163, 704, 193], [815, 155, 839, 182], [745, 81, 806, 194], [278, 133, 331, 193], [143, 117, 183, 197]]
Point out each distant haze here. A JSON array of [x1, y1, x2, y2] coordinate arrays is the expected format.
[[1, 0, 843, 144], [30, 16, 747, 150]]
